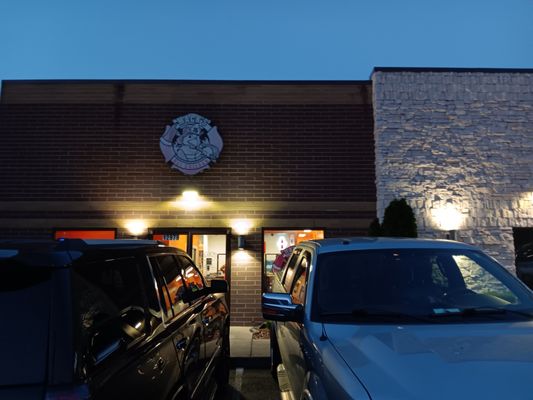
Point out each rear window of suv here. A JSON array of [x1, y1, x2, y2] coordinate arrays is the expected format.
[[0, 259, 52, 385]]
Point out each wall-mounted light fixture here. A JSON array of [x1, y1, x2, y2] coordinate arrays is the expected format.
[[124, 219, 147, 238], [232, 219, 252, 250], [431, 201, 464, 240], [176, 190, 205, 211], [232, 219, 252, 235]]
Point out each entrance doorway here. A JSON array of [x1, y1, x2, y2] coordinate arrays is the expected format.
[[151, 229, 231, 285], [513, 227, 533, 256]]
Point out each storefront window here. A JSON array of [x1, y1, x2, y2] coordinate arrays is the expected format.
[[263, 229, 324, 293], [151, 230, 229, 284], [54, 229, 116, 240]]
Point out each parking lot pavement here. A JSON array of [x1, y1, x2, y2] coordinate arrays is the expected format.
[[224, 368, 281, 400]]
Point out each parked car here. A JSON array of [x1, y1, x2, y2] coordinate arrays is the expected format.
[[263, 237, 533, 400], [0, 239, 230, 400], [516, 242, 533, 289]]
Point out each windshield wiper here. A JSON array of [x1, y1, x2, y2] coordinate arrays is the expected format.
[[428, 307, 533, 319]]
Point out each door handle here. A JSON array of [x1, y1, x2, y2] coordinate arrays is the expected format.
[[156, 357, 166, 371], [176, 338, 187, 351]]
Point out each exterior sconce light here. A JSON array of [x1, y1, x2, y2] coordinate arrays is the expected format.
[[177, 190, 205, 211], [237, 235, 246, 250], [232, 219, 252, 235], [125, 219, 147, 238], [432, 201, 464, 240]]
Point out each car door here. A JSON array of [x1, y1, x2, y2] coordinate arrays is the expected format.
[[178, 254, 227, 398], [148, 253, 204, 399], [277, 250, 311, 400], [73, 255, 176, 400]]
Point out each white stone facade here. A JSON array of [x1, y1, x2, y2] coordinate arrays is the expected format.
[[372, 70, 533, 270]]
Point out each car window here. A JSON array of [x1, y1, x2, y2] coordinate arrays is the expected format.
[[315, 249, 533, 321], [137, 260, 164, 331], [150, 255, 187, 317], [0, 260, 52, 386], [178, 255, 206, 293], [283, 248, 302, 292], [72, 257, 147, 365], [453, 255, 518, 303], [290, 252, 310, 305]]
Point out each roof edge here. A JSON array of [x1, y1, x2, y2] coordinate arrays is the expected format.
[[1, 79, 372, 86], [372, 66, 533, 75]]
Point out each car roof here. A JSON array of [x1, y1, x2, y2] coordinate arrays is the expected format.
[[302, 237, 477, 254], [0, 239, 176, 268]]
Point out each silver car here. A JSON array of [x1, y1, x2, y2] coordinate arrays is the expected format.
[[263, 238, 533, 400]]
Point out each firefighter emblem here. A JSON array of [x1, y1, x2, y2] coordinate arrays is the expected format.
[[160, 113, 223, 175]]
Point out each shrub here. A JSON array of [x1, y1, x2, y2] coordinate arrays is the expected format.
[[369, 198, 418, 238]]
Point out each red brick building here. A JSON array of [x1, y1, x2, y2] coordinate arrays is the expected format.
[[0, 80, 375, 325]]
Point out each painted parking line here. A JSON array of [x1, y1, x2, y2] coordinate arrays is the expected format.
[[232, 368, 244, 400]]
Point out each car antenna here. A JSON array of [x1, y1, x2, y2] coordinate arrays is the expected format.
[[319, 322, 328, 341]]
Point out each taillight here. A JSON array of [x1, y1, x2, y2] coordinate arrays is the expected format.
[[45, 385, 90, 400]]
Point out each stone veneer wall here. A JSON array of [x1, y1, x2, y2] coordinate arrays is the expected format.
[[373, 70, 533, 270]]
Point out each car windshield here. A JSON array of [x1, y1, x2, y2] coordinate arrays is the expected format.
[[315, 248, 533, 323], [0, 259, 52, 385]]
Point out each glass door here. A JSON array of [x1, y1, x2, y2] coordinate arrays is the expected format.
[[191, 234, 227, 283], [151, 229, 230, 285], [152, 232, 188, 252]]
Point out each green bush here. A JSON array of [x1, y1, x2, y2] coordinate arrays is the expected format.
[[368, 218, 383, 236], [369, 198, 418, 238]]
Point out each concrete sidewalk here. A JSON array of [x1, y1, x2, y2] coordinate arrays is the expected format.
[[230, 326, 270, 367]]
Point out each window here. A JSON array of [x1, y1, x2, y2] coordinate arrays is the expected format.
[[150, 255, 187, 317], [178, 255, 205, 293], [54, 229, 116, 240], [453, 255, 518, 303], [315, 249, 532, 320], [137, 261, 163, 331], [263, 229, 324, 293], [283, 248, 302, 292], [72, 257, 147, 365], [152, 233, 188, 252], [291, 253, 310, 305]]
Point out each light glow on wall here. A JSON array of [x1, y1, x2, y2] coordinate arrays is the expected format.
[[124, 219, 148, 237], [232, 219, 252, 235], [233, 249, 253, 263], [175, 190, 206, 211], [432, 203, 464, 231]]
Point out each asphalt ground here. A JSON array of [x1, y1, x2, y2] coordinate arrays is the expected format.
[[223, 368, 281, 400]]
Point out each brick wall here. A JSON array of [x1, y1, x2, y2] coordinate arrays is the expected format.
[[0, 80, 376, 325], [0, 103, 374, 201]]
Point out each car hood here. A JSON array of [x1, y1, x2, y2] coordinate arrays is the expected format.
[[325, 321, 533, 400]]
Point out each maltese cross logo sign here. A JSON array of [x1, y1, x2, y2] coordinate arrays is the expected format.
[[160, 113, 223, 175]]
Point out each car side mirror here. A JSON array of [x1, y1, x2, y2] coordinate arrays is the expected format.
[[209, 279, 229, 294], [262, 292, 303, 323]]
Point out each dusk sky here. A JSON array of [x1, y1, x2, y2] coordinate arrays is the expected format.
[[0, 0, 532, 82]]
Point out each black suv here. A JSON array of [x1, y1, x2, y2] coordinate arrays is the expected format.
[[0, 239, 230, 400]]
